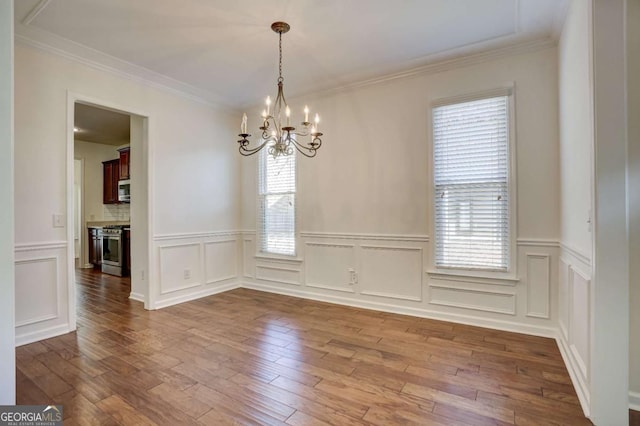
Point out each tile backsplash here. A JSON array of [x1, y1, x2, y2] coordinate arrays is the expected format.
[[103, 204, 130, 221]]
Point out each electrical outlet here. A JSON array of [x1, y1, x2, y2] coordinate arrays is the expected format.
[[348, 268, 357, 285], [184, 269, 191, 280]]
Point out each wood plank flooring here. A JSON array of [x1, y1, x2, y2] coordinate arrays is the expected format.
[[16, 268, 594, 425]]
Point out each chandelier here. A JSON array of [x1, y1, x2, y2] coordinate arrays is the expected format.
[[238, 22, 323, 158]]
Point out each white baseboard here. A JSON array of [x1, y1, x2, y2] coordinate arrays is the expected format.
[[153, 282, 241, 310], [241, 281, 557, 339], [129, 292, 145, 303], [555, 332, 590, 418], [15, 324, 72, 347], [630, 391, 640, 411]]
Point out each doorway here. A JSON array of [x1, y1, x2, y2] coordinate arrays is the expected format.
[[67, 93, 152, 331]]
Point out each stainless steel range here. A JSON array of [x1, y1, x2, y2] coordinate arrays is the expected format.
[[102, 226, 123, 276]]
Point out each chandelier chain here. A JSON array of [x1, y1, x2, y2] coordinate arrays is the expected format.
[[278, 31, 283, 83]]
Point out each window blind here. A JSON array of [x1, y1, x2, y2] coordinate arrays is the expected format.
[[258, 151, 296, 256], [433, 96, 510, 271]]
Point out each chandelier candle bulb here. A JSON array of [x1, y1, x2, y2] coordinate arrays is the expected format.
[[241, 113, 248, 134], [236, 22, 324, 158]]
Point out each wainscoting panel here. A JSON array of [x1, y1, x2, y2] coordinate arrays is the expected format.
[[305, 242, 356, 293], [152, 232, 243, 309], [556, 243, 592, 416], [256, 264, 301, 286], [429, 284, 516, 315], [204, 240, 237, 285], [243, 237, 255, 278], [360, 245, 423, 301], [15, 257, 58, 327], [570, 266, 590, 380], [242, 232, 558, 338], [158, 243, 202, 295], [14, 241, 70, 346], [526, 254, 551, 318], [559, 258, 570, 341]]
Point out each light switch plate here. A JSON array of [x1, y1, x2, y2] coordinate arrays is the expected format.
[[53, 214, 65, 228]]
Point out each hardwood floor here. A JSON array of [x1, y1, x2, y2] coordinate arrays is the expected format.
[[16, 269, 593, 425]]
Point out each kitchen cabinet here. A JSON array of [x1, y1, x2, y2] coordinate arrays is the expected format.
[[123, 228, 131, 276], [103, 159, 120, 204], [88, 227, 102, 268], [118, 147, 130, 180]]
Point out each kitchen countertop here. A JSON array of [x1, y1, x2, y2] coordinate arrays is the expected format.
[[87, 221, 130, 228]]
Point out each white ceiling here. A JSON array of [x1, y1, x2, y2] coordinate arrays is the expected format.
[[74, 103, 130, 146], [15, 0, 569, 109]]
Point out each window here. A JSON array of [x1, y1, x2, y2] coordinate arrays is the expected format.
[[433, 95, 511, 271], [259, 151, 296, 256]]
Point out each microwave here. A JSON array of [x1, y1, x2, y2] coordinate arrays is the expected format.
[[118, 179, 130, 203]]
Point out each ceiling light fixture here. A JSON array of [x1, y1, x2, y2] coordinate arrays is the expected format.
[[238, 22, 323, 158]]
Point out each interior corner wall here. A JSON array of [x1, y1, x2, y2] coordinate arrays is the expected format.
[[558, 0, 593, 260], [0, 0, 15, 404], [14, 41, 241, 343], [556, 0, 594, 416], [628, 0, 640, 410], [240, 46, 560, 337]]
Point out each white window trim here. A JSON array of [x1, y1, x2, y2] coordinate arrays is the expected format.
[[427, 86, 518, 282], [255, 150, 299, 259]]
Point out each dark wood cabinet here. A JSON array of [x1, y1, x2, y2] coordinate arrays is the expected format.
[[88, 227, 102, 268], [118, 147, 130, 180], [103, 159, 120, 204], [123, 228, 131, 276]]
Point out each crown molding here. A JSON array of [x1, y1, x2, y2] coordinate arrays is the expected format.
[[15, 12, 556, 113], [257, 36, 557, 109], [14, 23, 233, 111], [21, 0, 51, 26], [552, 0, 572, 41]]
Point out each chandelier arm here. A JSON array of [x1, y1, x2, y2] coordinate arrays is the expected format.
[[238, 142, 268, 156], [312, 136, 322, 150], [238, 134, 278, 156], [264, 115, 282, 138], [289, 138, 318, 158]]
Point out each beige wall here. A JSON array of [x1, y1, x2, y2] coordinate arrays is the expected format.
[[241, 47, 560, 240], [74, 140, 124, 222], [239, 45, 561, 338], [558, 0, 592, 260], [556, 0, 593, 414], [14, 41, 240, 341]]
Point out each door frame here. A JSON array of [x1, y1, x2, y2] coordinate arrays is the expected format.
[[66, 91, 154, 331]]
